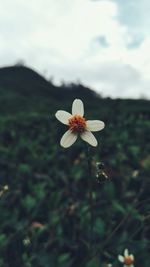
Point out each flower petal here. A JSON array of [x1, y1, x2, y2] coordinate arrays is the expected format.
[[124, 249, 129, 257], [60, 130, 77, 148], [72, 99, 84, 116], [55, 110, 72, 125], [118, 255, 124, 263], [124, 248, 129, 257], [80, 131, 98, 146], [130, 254, 134, 260], [86, 120, 105, 132]]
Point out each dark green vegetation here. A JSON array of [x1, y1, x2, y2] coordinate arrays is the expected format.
[[0, 65, 150, 267]]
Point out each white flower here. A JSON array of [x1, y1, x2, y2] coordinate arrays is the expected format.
[[118, 249, 134, 267], [55, 99, 105, 148]]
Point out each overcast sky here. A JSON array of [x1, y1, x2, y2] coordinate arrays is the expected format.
[[0, 0, 150, 99]]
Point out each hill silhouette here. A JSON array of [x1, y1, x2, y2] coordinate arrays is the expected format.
[[0, 65, 149, 117], [0, 65, 99, 114]]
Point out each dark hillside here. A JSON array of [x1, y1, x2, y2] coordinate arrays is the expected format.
[[0, 65, 150, 118], [0, 66, 98, 114], [0, 66, 51, 91]]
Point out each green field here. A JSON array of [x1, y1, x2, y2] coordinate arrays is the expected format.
[[0, 66, 150, 267]]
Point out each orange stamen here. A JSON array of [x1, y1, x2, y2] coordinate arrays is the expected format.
[[69, 115, 86, 133], [124, 256, 134, 265]]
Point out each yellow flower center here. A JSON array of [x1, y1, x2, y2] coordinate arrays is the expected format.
[[124, 256, 134, 265], [68, 115, 86, 133]]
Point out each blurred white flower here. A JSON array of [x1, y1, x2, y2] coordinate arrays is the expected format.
[[118, 248, 134, 267], [23, 237, 31, 246], [55, 99, 105, 148], [132, 170, 139, 178]]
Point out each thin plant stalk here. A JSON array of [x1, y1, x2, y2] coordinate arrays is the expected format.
[[85, 143, 94, 254]]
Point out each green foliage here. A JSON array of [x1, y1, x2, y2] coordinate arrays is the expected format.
[[0, 66, 150, 266], [86, 257, 100, 267]]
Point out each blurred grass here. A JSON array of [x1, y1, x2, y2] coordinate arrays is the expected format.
[[0, 66, 150, 266]]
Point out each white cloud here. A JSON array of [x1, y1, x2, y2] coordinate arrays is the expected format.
[[0, 0, 150, 98]]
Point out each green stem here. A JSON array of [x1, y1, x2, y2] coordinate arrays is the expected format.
[[85, 144, 94, 254]]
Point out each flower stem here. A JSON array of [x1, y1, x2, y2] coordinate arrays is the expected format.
[[85, 144, 94, 254]]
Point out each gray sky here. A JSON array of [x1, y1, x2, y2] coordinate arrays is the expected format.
[[0, 0, 150, 99]]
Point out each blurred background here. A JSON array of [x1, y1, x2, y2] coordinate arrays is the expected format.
[[0, 0, 150, 266]]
